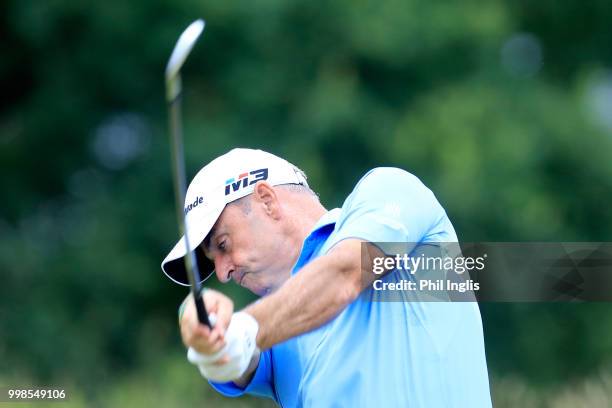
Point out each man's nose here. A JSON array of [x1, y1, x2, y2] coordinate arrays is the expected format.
[[214, 256, 234, 283]]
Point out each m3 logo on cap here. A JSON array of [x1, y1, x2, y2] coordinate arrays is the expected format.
[[225, 168, 268, 195]]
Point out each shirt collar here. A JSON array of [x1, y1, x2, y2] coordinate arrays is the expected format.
[[310, 208, 341, 233], [291, 209, 342, 274]]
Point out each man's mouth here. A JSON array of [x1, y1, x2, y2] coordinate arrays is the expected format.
[[235, 270, 247, 285]]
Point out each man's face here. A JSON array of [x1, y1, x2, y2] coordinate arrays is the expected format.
[[202, 195, 291, 296]]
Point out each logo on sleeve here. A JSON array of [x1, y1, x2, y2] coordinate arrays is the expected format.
[[224, 168, 268, 195]]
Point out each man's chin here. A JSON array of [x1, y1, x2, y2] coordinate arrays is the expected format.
[[238, 275, 259, 295], [246, 285, 268, 297], [241, 279, 271, 297], [240, 271, 281, 296]]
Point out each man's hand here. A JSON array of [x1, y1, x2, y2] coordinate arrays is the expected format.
[[187, 312, 260, 383], [178, 290, 260, 384], [179, 289, 234, 355]]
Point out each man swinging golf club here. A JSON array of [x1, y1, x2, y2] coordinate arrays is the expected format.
[[162, 148, 493, 407]]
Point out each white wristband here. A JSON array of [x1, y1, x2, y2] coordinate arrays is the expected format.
[[187, 311, 259, 382], [187, 346, 225, 365]]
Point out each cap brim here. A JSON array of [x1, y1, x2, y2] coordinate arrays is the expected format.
[[161, 197, 225, 286], [162, 243, 215, 286]]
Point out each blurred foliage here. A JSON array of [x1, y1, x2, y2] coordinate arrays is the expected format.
[[1, 0, 612, 404]]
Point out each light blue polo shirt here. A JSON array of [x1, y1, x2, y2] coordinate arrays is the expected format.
[[210, 167, 492, 407]]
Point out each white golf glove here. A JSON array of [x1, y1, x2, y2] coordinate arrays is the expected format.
[[187, 311, 259, 383]]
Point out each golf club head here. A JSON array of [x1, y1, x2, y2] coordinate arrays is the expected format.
[[165, 19, 205, 101]]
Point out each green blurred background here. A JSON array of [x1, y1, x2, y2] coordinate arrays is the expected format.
[[2, 0, 612, 406]]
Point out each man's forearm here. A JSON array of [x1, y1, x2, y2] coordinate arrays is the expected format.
[[243, 240, 368, 350]]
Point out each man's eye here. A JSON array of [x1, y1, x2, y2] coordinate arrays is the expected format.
[[218, 241, 227, 252]]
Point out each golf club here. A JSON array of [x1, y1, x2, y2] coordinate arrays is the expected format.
[[165, 19, 211, 327]]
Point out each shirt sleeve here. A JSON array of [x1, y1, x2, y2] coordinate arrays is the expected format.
[[208, 349, 277, 401], [330, 167, 451, 253]]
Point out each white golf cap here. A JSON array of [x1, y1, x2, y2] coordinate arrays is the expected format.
[[161, 148, 309, 286]]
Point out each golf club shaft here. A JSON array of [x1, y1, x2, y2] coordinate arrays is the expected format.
[[168, 89, 211, 328]]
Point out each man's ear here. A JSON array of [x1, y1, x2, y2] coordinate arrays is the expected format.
[[252, 181, 281, 219]]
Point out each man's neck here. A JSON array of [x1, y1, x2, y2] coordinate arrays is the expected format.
[[293, 200, 328, 242]]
